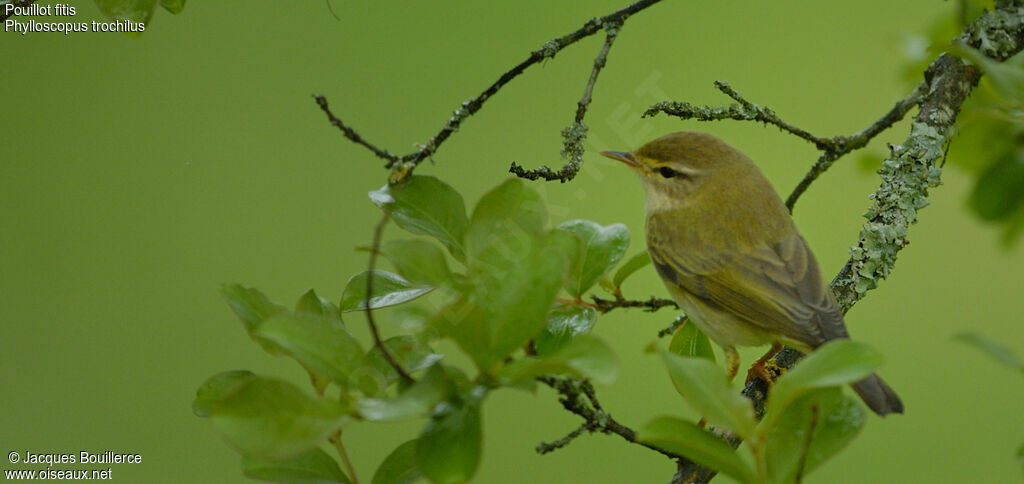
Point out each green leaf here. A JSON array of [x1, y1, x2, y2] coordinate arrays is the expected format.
[[193, 370, 256, 418], [454, 230, 574, 372], [221, 282, 288, 354], [557, 220, 630, 296], [762, 388, 866, 483], [94, 0, 158, 27], [534, 303, 597, 356], [464, 178, 546, 259], [200, 374, 347, 460], [159, 0, 185, 14], [241, 447, 351, 484], [802, 393, 867, 474], [968, 148, 1024, 222], [765, 340, 882, 428], [357, 365, 449, 421], [372, 440, 423, 484], [295, 288, 341, 321], [356, 336, 444, 396], [430, 299, 495, 372], [499, 335, 618, 385], [369, 336, 444, 374], [612, 250, 651, 288], [658, 349, 756, 439], [487, 233, 573, 367], [378, 239, 453, 286], [636, 416, 757, 484], [339, 270, 432, 313], [222, 284, 287, 335], [388, 305, 435, 335], [416, 389, 484, 484], [370, 176, 469, 261], [954, 331, 1024, 372], [668, 320, 715, 363], [255, 313, 365, 389]]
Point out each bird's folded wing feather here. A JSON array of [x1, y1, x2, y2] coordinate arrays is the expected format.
[[650, 233, 847, 347]]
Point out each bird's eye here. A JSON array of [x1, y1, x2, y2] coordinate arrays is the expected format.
[[658, 166, 678, 178]]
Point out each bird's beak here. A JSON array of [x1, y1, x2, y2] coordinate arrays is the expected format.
[[599, 150, 639, 168]]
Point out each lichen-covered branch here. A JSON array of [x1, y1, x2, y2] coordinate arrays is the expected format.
[[510, 23, 622, 182], [831, 5, 1024, 311], [536, 421, 594, 454], [537, 376, 685, 462], [645, 80, 829, 147], [591, 294, 679, 313], [318, 0, 663, 182]]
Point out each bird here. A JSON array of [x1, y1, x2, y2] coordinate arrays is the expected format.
[[600, 131, 903, 416]]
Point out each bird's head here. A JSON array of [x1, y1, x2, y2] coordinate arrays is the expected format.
[[600, 131, 750, 207]]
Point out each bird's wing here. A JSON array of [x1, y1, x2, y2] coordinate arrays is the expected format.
[[650, 233, 847, 347]]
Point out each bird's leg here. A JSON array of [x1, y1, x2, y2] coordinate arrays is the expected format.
[[746, 342, 783, 384], [723, 346, 740, 381]]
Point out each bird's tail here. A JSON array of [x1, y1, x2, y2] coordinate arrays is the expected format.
[[851, 373, 904, 416]]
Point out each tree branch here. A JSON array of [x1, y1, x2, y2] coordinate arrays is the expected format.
[[536, 421, 594, 455], [537, 376, 685, 462], [591, 294, 678, 313], [510, 23, 621, 182], [318, 0, 664, 182], [658, 315, 688, 338], [644, 80, 829, 147]]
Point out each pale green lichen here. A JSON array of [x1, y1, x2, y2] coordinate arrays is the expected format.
[[842, 122, 946, 303], [560, 121, 588, 163], [836, 3, 1024, 310], [961, 5, 1024, 59], [536, 40, 560, 59], [601, 21, 621, 37], [643, 101, 768, 123]]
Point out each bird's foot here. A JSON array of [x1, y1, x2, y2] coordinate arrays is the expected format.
[[745, 343, 784, 385]]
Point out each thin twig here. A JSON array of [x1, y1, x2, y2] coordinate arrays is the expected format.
[[510, 23, 622, 182], [365, 212, 415, 384], [714, 81, 828, 147], [793, 404, 820, 484], [536, 422, 594, 454], [591, 294, 678, 313], [537, 376, 684, 461], [325, 0, 341, 22], [644, 80, 829, 148], [784, 81, 926, 210], [318, 0, 664, 180], [329, 430, 361, 484], [1, 0, 39, 21], [315, 95, 399, 162], [658, 315, 688, 338]]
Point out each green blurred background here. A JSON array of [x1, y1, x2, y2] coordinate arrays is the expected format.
[[3, 1, 1022, 482]]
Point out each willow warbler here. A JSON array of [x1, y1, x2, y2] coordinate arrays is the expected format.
[[601, 131, 903, 416]]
